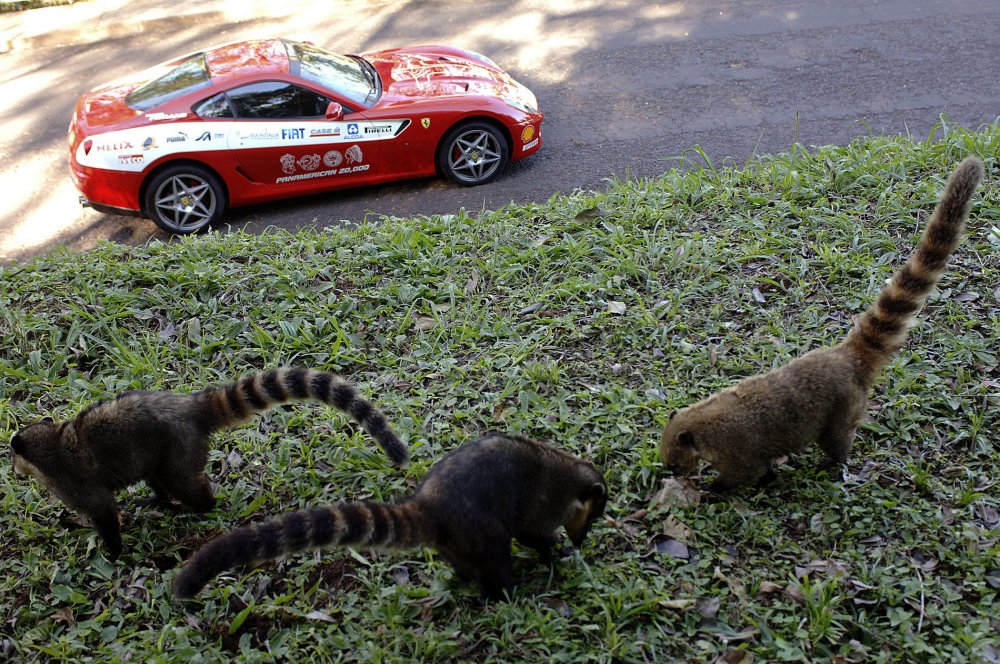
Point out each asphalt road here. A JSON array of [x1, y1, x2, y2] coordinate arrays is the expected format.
[[2, 0, 998, 263]]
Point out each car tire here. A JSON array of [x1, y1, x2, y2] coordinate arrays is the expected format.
[[143, 164, 226, 234], [437, 121, 509, 186]]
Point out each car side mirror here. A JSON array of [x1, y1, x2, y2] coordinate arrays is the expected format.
[[325, 102, 344, 121]]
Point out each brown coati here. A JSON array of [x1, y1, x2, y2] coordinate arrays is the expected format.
[[659, 156, 984, 491], [172, 432, 607, 600], [10, 367, 409, 559]]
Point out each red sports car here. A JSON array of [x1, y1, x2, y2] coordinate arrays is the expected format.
[[68, 38, 543, 234]]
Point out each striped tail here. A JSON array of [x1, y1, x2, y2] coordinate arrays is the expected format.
[[842, 156, 984, 382], [195, 367, 408, 465], [172, 500, 427, 598]]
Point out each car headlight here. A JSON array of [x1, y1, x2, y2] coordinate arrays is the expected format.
[[504, 85, 538, 114], [467, 51, 499, 69]]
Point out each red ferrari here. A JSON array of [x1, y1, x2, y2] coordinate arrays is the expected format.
[[68, 39, 544, 234]]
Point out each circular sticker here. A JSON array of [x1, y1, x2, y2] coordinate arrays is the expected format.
[[323, 150, 343, 168], [521, 125, 535, 142]]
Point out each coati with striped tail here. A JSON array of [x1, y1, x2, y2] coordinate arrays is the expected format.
[[173, 432, 607, 600], [10, 367, 408, 559], [660, 156, 984, 491]]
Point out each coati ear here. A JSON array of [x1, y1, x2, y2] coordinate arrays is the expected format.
[[677, 430, 696, 448], [41, 416, 54, 424], [11, 434, 25, 455], [668, 411, 677, 422], [581, 481, 607, 516]]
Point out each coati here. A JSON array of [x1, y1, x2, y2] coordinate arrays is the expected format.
[[172, 432, 607, 600], [10, 367, 409, 559], [659, 156, 984, 491]]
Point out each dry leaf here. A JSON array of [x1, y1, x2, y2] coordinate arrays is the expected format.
[[716, 650, 754, 664], [653, 478, 701, 507], [51, 607, 74, 626], [607, 301, 626, 315], [662, 515, 691, 541], [698, 596, 721, 619], [540, 597, 572, 618], [655, 537, 690, 560], [412, 315, 435, 331], [464, 269, 480, 294], [758, 581, 782, 595], [658, 598, 696, 610], [719, 628, 760, 644], [752, 288, 766, 303], [304, 610, 336, 623]]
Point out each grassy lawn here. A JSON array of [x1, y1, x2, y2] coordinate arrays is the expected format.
[[1, 124, 998, 662]]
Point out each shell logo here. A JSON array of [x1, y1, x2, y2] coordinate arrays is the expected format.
[[521, 125, 535, 143]]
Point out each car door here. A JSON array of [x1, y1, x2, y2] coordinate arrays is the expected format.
[[220, 80, 382, 190]]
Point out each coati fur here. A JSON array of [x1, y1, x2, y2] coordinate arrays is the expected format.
[[172, 432, 607, 600], [10, 367, 408, 559], [659, 157, 984, 491]]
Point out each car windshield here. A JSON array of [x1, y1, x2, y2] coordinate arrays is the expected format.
[[125, 53, 211, 111], [284, 40, 379, 109]]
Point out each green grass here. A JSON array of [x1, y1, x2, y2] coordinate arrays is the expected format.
[[2, 123, 998, 662]]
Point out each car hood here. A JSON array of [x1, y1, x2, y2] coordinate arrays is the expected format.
[[363, 46, 534, 107]]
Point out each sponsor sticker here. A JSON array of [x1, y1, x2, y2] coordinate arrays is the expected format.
[[282, 128, 305, 140], [280, 154, 296, 174], [118, 154, 144, 164], [96, 141, 133, 152], [523, 137, 539, 151], [166, 132, 187, 143], [421, 117, 430, 129], [146, 112, 188, 121], [298, 154, 321, 171], [142, 137, 157, 150], [275, 163, 370, 183], [323, 150, 343, 167], [521, 125, 535, 142], [310, 127, 341, 137], [347, 123, 360, 136], [345, 144, 363, 164], [196, 131, 212, 141], [364, 124, 392, 135]]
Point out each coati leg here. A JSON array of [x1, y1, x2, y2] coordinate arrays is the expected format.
[[516, 533, 561, 563], [472, 543, 516, 601], [73, 492, 123, 560], [710, 459, 772, 493], [816, 423, 856, 472], [153, 472, 216, 513], [137, 478, 175, 508]]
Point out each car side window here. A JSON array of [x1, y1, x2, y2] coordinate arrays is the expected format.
[[225, 81, 334, 119], [193, 92, 235, 119]]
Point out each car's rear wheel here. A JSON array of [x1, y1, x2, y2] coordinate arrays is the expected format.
[[143, 164, 225, 234], [438, 121, 509, 186]]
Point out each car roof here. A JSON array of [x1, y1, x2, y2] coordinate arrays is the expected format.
[[202, 39, 291, 82]]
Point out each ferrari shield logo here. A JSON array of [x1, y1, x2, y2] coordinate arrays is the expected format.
[[421, 117, 431, 129]]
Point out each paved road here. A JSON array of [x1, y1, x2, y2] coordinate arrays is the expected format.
[[2, 0, 997, 263]]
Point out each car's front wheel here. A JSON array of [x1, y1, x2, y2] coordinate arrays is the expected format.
[[143, 164, 225, 234], [438, 121, 509, 186]]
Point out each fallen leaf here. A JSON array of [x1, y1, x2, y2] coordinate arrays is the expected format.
[[661, 515, 691, 541], [575, 206, 609, 222], [719, 628, 759, 644], [540, 597, 572, 618], [391, 566, 410, 586], [412, 315, 436, 331], [464, 269, 480, 294], [655, 537, 690, 560], [757, 581, 782, 595], [518, 302, 543, 316], [752, 288, 766, 304], [716, 650, 754, 663], [658, 598, 696, 610], [304, 610, 336, 623], [607, 301, 626, 315], [953, 291, 979, 302], [653, 478, 701, 507], [698, 596, 721, 619], [51, 607, 74, 626]]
